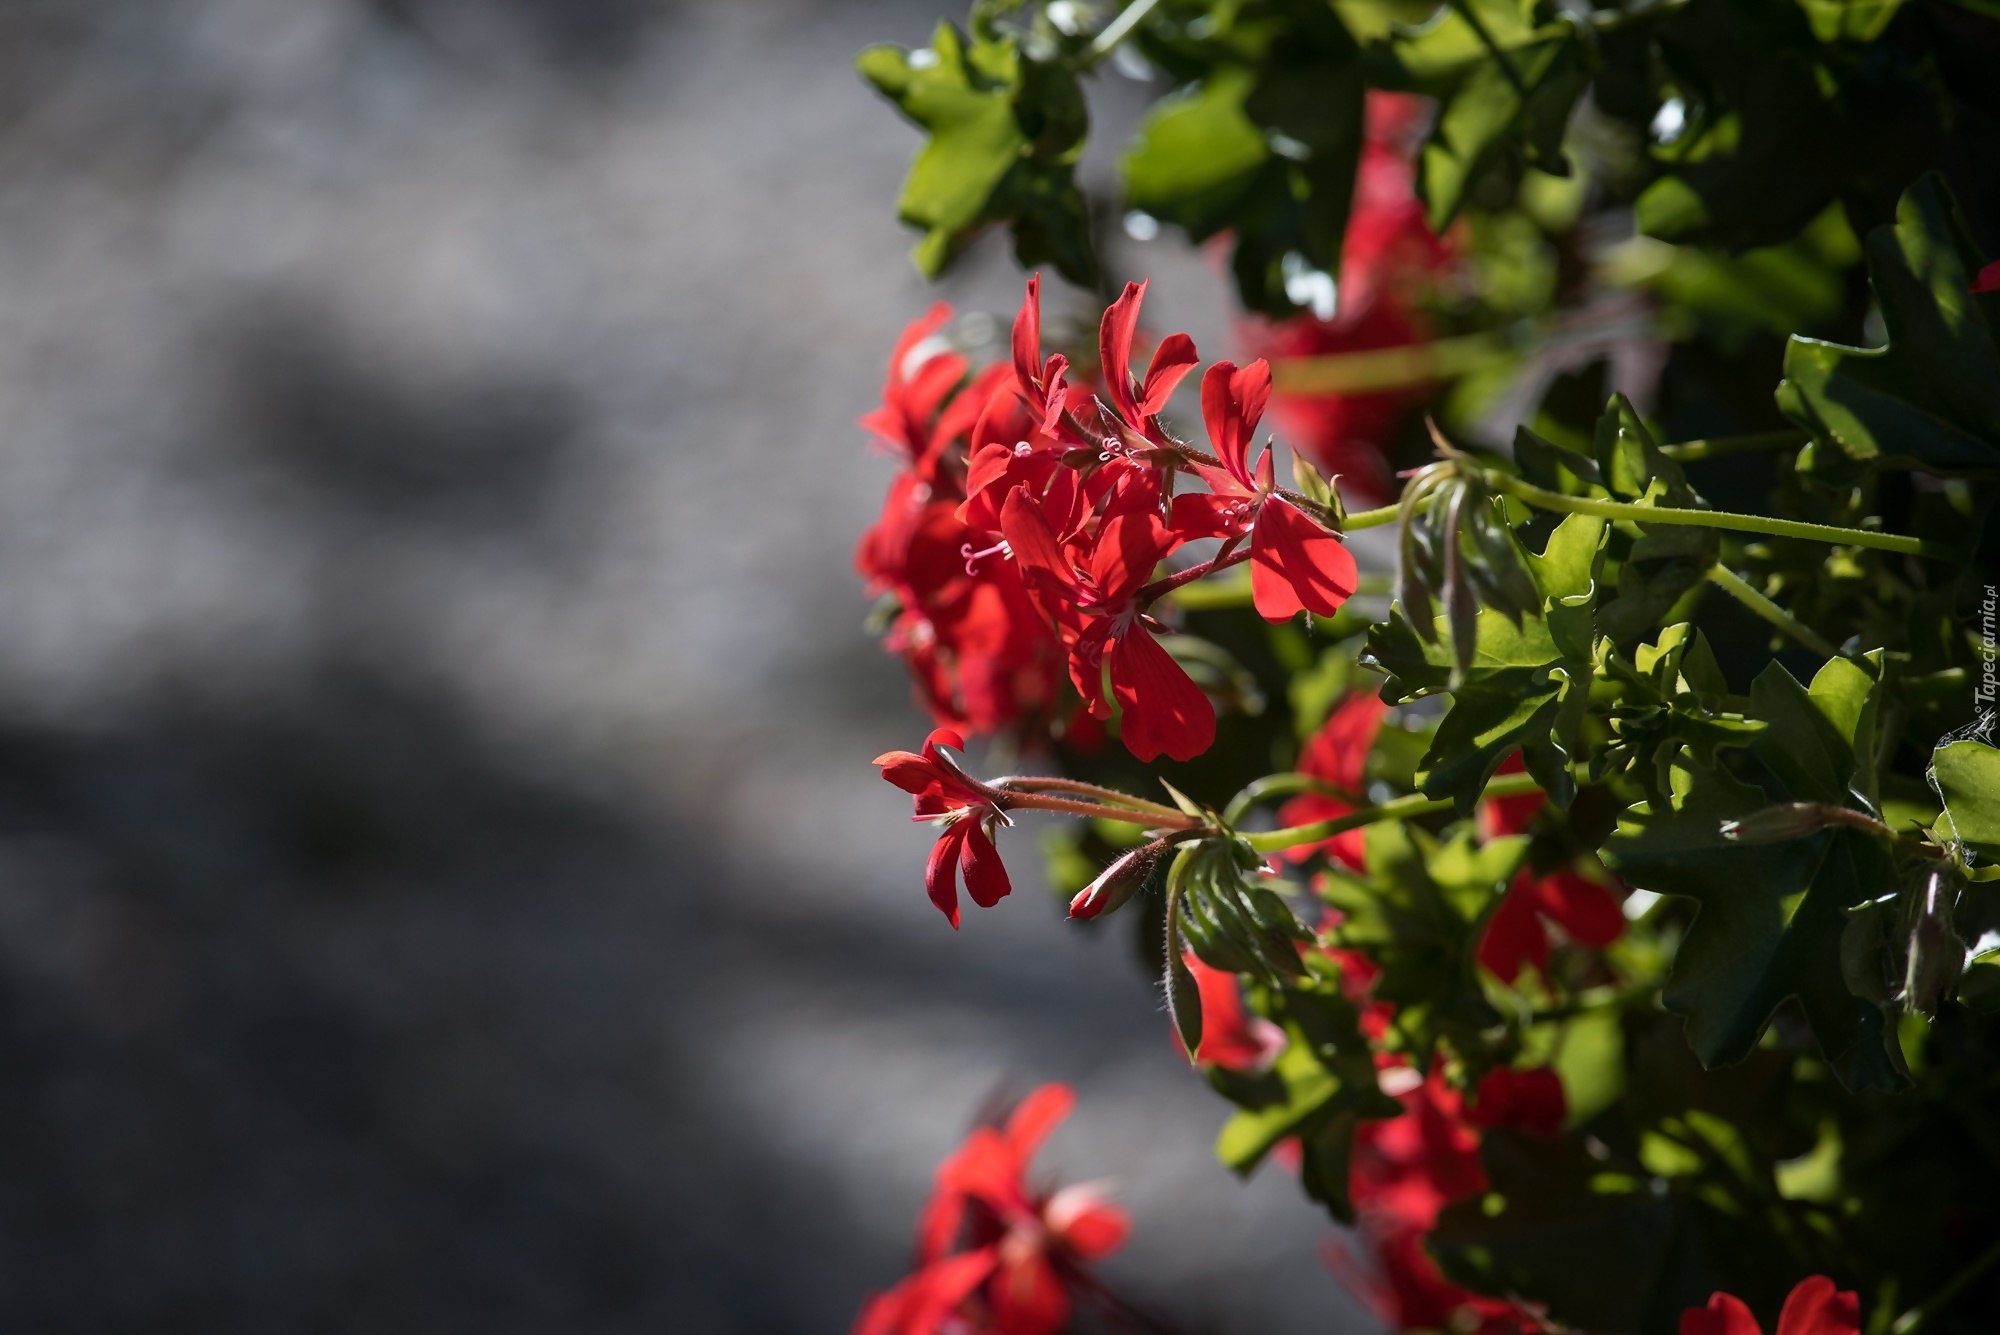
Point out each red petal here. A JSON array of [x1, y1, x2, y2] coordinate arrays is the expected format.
[[1250, 497, 1358, 621], [1099, 280, 1147, 424], [1531, 865, 1627, 949], [1681, 1292, 1764, 1335], [1972, 258, 2000, 295], [874, 751, 940, 796], [1476, 877, 1550, 981], [1046, 1187, 1129, 1259], [1109, 629, 1215, 762], [1013, 273, 1043, 391], [1468, 1066, 1566, 1137], [1088, 510, 1173, 603], [989, 1249, 1068, 1335], [1005, 1082, 1075, 1159], [1478, 752, 1545, 837], [1138, 331, 1199, 416], [926, 826, 965, 929], [1300, 691, 1387, 791], [959, 820, 1013, 909], [1200, 360, 1271, 490], [1169, 492, 1240, 542], [1775, 1276, 1861, 1335], [1001, 487, 1084, 604]]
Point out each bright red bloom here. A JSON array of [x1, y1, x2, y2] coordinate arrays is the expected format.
[[1327, 1224, 1551, 1335], [1172, 359, 1360, 622], [1475, 756, 1627, 982], [1277, 693, 1388, 868], [1175, 954, 1287, 1071], [1000, 485, 1214, 762], [856, 306, 1068, 743], [875, 728, 1013, 928], [856, 1084, 1130, 1335], [1680, 1276, 1861, 1335]]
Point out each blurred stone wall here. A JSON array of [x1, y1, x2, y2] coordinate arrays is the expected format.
[[0, 1, 1376, 1330]]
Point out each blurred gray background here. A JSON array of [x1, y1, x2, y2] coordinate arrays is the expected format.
[[0, 1, 1374, 1330]]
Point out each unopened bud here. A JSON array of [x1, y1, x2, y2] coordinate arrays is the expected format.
[[1069, 841, 1165, 920], [1904, 867, 1963, 1015], [1720, 803, 1841, 844]]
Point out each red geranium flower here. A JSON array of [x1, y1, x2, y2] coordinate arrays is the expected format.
[[1971, 259, 2000, 294], [855, 1084, 1130, 1335], [1680, 1275, 1861, 1335], [875, 728, 1013, 927], [1000, 483, 1214, 762], [1475, 755, 1627, 982], [1169, 358, 1360, 622]]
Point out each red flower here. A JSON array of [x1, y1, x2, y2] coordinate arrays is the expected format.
[[1175, 954, 1287, 1071], [876, 728, 1014, 927], [1171, 359, 1360, 622], [861, 302, 971, 482], [1971, 258, 2000, 294], [1466, 1066, 1566, 1139], [856, 1084, 1130, 1335], [1330, 1064, 1567, 1334], [1474, 755, 1627, 982], [1001, 484, 1215, 762], [1277, 692, 1388, 868], [1680, 1276, 1861, 1335]]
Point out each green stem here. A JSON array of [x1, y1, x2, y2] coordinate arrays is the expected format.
[[1246, 771, 1545, 852], [1448, 0, 1529, 98], [1087, 0, 1165, 59], [1659, 430, 1807, 463], [1222, 773, 1363, 827], [1486, 472, 1945, 558], [1705, 564, 1842, 660], [1892, 1236, 2000, 1333]]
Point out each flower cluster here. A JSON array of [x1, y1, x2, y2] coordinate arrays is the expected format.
[[863, 276, 1362, 762], [856, 304, 1067, 742], [854, 1084, 1131, 1335]]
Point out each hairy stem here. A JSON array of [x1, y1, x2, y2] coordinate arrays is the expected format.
[[1245, 771, 1545, 852], [1705, 564, 1842, 660], [1892, 1236, 2000, 1333], [1486, 472, 1945, 558], [1002, 790, 1200, 828], [996, 776, 1187, 822]]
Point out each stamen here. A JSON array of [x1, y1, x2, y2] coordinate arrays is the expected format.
[[1014, 440, 1033, 456], [960, 538, 1014, 574]]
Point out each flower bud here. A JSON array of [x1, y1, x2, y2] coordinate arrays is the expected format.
[[1069, 841, 1165, 920]]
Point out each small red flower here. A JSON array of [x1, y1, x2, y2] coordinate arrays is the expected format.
[[1466, 1066, 1566, 1139], [1000, 485, 1215, 763], [875, 728, 1014, 928], [1171, 359, 1360, 622], [1680, 1275, 1861, 1335], [1099, 279, 1198, 431], [1475, 755, 1627, 982], [1971, 258, 2000, 294], [856, 1084, 1130, 1335]]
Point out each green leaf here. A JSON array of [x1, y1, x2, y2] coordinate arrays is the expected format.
[[1933, 739, 2000, 860], [1604, 752, 1904, 1089], [1776, 174, 2000, 477], [1390, 0, 1594, 228], [1795, 0, 1905, 43], [859, 23, 1097, 284]]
